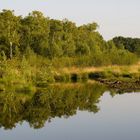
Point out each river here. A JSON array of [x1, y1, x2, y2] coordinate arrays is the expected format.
[[0, 83, 140, 140]]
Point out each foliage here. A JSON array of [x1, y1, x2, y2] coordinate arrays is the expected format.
[[113, 36, 140, 55], [0, 9, 138, 67], [0, 9, 139, 88]]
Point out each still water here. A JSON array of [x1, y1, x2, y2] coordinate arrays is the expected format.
[[0, 83, 140, 140]]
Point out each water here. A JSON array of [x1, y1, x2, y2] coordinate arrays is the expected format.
[[0, 83, 140, 140]]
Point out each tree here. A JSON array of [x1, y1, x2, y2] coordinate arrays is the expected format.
[[20, 11, 50, 56], [48, 19, 64, 58], [113, 36, 140, 55], [0, 10, 21, 58], [62, 19, 76, 56]]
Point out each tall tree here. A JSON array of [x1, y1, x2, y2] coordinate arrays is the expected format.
[[20, 11, 50, 56], [0, 10, 21, 58]]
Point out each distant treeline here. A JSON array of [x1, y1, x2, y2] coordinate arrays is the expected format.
[[0, 10, 139, 66], [113, 36, 140, 55]]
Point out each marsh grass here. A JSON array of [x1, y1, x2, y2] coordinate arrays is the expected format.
[[0, 54, 140, 91]]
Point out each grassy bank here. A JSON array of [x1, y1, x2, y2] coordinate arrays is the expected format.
[[55, 61, 140, 79], [54, 62, 140, 90], [0, 56, 140, 92]]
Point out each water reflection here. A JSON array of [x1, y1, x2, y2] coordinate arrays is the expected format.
[[0, 83, 137, 130], [0, 83, 107, 129]]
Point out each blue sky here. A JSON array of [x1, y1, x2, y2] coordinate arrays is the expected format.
[[0, 0, 140, 40]]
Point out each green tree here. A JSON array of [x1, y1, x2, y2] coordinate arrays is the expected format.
[[20, 11, 50, 56], [0, 10, 21, 58]]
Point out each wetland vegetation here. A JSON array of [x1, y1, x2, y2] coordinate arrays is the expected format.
[[0, 10, 140, 91]]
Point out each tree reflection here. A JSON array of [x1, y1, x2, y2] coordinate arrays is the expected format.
[[0, 83, 107, 129]]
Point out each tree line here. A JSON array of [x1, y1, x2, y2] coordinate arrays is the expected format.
[[113, 36, 140, 55], [0, 9, 139, 66]]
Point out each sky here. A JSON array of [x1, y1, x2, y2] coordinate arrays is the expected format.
[[0, 0, 140, 40]]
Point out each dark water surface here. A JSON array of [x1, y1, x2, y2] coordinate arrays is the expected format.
[[0, 83, 140, 140]]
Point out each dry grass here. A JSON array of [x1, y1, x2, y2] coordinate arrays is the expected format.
[[51, 82, 86, 88], [57, 61, 140, 74]]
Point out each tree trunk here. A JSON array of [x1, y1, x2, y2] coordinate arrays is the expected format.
[[10, 42, 13, 59]]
